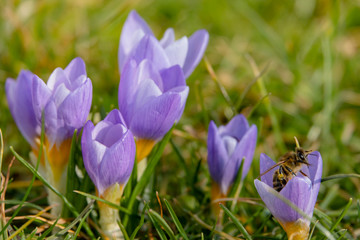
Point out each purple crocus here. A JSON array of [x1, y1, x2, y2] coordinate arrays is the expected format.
[[254, 151, 322, 239], [81, 109, 135, 197], [207, 114, 257, 197], [118, 10, 209, 79], [81, 109, 135, 238], [5, 57, 92, 214], [118, 43, 189, 161]]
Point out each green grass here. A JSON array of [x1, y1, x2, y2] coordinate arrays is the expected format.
[[1, 0, 360, 239]]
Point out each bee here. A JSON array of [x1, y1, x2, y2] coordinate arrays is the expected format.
[[260, 137, 312, 192]]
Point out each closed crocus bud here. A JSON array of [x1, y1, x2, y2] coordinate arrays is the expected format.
[[81, 109, 135, 239], [118, 10, 209, 79], [207, 115, 257, 202], [5, 57, 92, 215], [254, 152, 322, 240], [118, 49, 189, 162]]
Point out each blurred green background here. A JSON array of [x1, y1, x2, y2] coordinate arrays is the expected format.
[[1, 0, 360, 237]]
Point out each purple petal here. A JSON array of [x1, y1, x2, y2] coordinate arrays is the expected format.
[[207, 121, 228, 185], [56, 77, 92, 129], [131, 35, 170, 71], [221, 125, 257, 193], [98, 129, 135, 194], [129, 88, 188, 140], [5, 71, 40, 148], [43, 99, 60, 147], [118, 10, 154, 72], [160, 65, 186, 92], [260, 153, 278, 187], [307, 151, 322, 218], [95, 123, 127, 148], [118, 60, 164, 125], [182, 30, 209, 78], [104, 109, 127, 126], [64, 57, 87, 82], [118, 60, 139, 125], [219, 114, 249, 141], [160, 28, 175, 48], [255, 178, 312, 224], [308, 151, 322, 185], [163, 36, 188, 68], [47, 68, 67, 91], [81, 121, 107, 191], [32, 75, 52, 123]]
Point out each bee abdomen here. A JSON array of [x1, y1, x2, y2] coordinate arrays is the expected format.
[[273, 170, 286, 192]]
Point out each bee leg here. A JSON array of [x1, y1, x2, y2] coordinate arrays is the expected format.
[[300, 170, 309, 178], [285, 165, 297, 177], [278, 166, 287, 186]]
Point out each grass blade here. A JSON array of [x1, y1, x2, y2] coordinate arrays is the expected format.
[[147, 209, 167, 240], [0, 114, 45, 237], [117, 221, 130, 240], [123, 128, 173, 226], [74, 190, 131, 214], [228, 158, 244, 211], [54, 199, 94, 236], [163, 199, 189, 240], [129, 203, 147, 240], [220, 204, 252, 240], [329, 198, 352, 233], [38, 218, 60, 240], [63, 130, 78, 218], [204, 57, 236, 116], [321, 174, 360, 183], [9, 147, 95, 238], [148, 209, 176, 240]]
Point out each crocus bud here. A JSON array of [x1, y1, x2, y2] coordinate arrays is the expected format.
[[254, 152, 323, 239], [81, 109, 135, 239], [207, 114, 257, 200], [118, 10, 209, 79], [5, 57, 92, 215], [118, 51, 189, 162]]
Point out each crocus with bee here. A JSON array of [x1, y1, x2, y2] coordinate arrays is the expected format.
[[254, 150, 322, 239]]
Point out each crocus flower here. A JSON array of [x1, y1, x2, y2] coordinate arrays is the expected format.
[[207, 114, 257, 199], [118, 10, 209, 79], [118, 42, 189, 161], [5, 57, 92, 214], [254, 151, 322, 240], [81, 109, 135, 238]]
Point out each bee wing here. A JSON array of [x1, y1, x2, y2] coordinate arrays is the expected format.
[[258, 161, 286, 179]]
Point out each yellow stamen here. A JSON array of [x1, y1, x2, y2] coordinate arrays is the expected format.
[[136, 138, 156, 162], [280, 219, 310, 240]]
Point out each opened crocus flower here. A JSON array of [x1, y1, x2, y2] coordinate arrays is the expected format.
[[118, 10, 209, 79], [5, 57, 92, 215], [207, 114, 257, 202], [254, 151, 322, 240], [119, 51, 189, 162], [81, 109, 135, 239]]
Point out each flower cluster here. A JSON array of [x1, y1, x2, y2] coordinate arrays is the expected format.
[[5, 9, 324, 240], [118, 10, 209, 162]]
